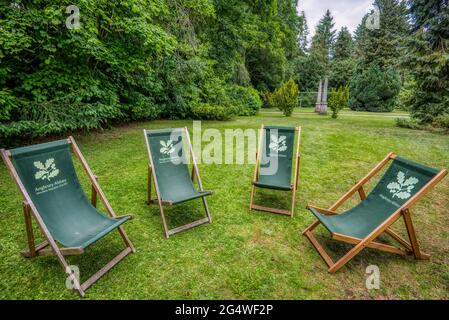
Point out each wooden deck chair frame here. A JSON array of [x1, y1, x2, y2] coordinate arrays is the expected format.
[[144, 127, 212, 238], [249, 125, 301, 217], [0, 137, 135, 297], [302, 152, 447, 273]]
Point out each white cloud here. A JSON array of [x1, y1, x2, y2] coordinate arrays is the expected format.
[[298, 0, 374, 38]]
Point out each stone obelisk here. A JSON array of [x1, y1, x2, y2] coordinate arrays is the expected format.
[[321, 77, 328, 114], [315, 78, 329, 114], [315, 80, 323, 113]]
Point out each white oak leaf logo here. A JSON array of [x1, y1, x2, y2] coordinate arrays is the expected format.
[[269, 135, 287, 152], [387, 171, 419, 200], [34, 158, 60, 181], [160, 140, 175, 155]]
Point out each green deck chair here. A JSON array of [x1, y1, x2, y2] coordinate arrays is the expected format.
[[144, 128, 212, 238], [250, 125, 301, 217], [0, 137, 135, 297], [303, 152, 447, 273]]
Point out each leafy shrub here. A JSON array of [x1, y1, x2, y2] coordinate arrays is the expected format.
[[298, 91, 316, 108], [227, 85, 262, 116], [433, 115, 449, 129], [259, 90, 273, 108], [0, 1, 175, 145], [125, 92, 161, 121], [396, 118, 421, 130], [330, 59, 356, 89], [396, 117, 449, 133], [0, 0, 303, 146], [186, 81, 260, 120], [0, 89, 16, 121], [190, 103, 237, 121], [349, 64, 401, 112], [396, 80, 415, 111], [328, 85, 349, 119], [0, 98, 123, 146], [270, 79, 299, 117], [405, 87, 449, 128]]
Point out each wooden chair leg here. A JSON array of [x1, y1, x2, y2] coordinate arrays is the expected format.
[[80, 246, 133, 293], [117, 226, 136, 253], [249, 185, 256, 210], [191, 165, 196, 183], [304, 230, 335, 268], [21, 240, 49, 258], [357, 186, 367, 200], [23, 202, 36, 258], [402, 209, 428, 260], [250, 185, 293, 216], [328, 245, 364, 273], [290, 188, 296, 218], [44, 237, 85, 297], [64, 264, 85, 297], [302, 220, 320, 234], [202, 196, 212, 223], [295, 156, 301, 190], [147, 165, 152, 204], [91, 175, 98, 207], [303, 223, 364, 273], [158, 204, 170, 238], [91, 186, 97, 207], [305, 217, 429, 274], [18, 202, 84, 295], [333, 233, 411, 256], [385, 228, 413, 252]]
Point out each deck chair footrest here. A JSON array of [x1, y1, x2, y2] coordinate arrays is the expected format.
[[251, 204, 292, 216], [81, 246, 133, 292], [21, 240, 50, 258], [25, 246, 84, 257], [167, 217, 211, 236]]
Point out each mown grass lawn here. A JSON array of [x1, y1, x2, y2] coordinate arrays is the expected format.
[[0, 112, 448, 299]]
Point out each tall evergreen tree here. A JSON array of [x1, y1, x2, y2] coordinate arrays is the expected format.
[[297, 10, 309, 53], [330, 27, 355, 88], [277, 0, 302, 60], [355, 0, 409, 69], [333, 27, 354, 60], [350, 0, 409, 112], [402, 0, 449, 127], [209, 0, 302, 91], [310, 9, 336, 66], [297, 9, 336, 92]]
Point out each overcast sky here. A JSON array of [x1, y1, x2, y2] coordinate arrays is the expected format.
[[297, 0, 375, 38]]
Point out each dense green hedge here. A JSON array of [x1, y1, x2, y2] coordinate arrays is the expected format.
[[1, 0, 305, 146], [349, 64, 401, 112]]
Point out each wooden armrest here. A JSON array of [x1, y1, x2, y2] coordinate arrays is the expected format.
[[115, 214, 134, 220], [307, 205, 338, 216]]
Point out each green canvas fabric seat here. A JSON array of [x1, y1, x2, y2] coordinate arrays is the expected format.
[[10, 140, 130, 249], [308, 156, 439, 239], [250, 125, 301, 217], [145, 129, 212, 205], [2, 136, 134, 296], [253, 126, 296, 191], [145, 128, 212, 237], [303, 152, 447, 273]]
